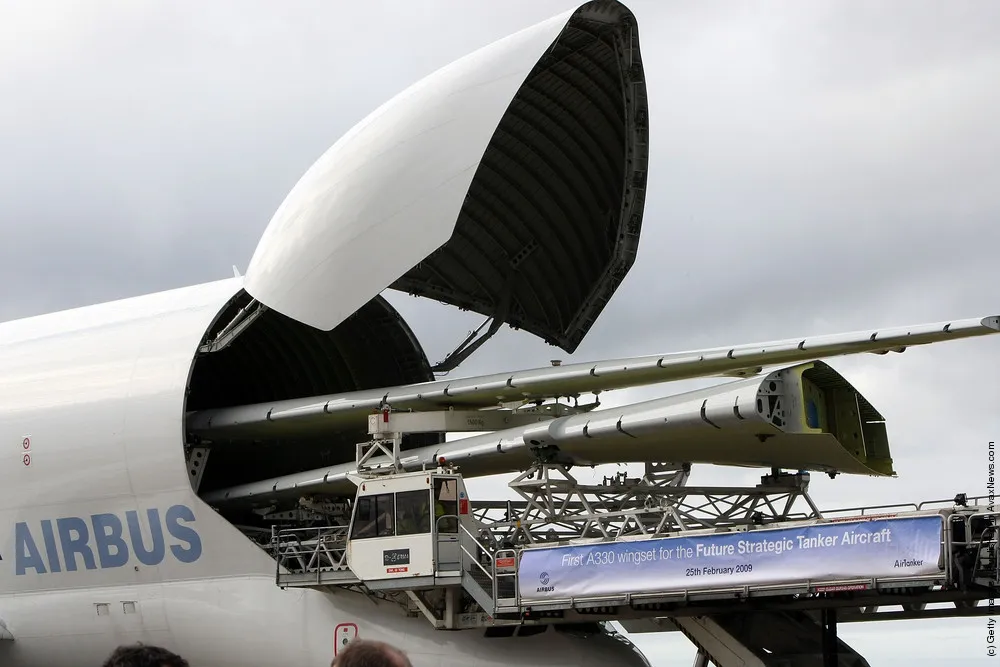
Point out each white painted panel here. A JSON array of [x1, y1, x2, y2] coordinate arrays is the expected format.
[[244, 8, 575, 331]]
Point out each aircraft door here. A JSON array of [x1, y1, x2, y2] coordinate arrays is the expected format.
[[433, 477, 462, 574]]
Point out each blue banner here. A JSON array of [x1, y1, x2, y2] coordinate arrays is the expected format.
[[517, 516, 943, 601]]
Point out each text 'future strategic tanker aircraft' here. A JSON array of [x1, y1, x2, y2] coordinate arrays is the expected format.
[[1, 2, 997, 666]]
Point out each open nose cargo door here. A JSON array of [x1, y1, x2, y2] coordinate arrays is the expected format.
[[243, 0, 649, 355]]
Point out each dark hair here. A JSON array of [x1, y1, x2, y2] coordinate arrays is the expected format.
[[101, 644, 190, 667], [333, 640, 412, 667]]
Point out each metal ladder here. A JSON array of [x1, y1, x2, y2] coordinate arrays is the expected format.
[[973, 521, 1000, 587]]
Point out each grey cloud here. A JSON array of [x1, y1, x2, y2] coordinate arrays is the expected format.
[[0, 0, 574, 317]]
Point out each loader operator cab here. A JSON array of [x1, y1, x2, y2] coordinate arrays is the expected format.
[[346, 470, 470, 587]]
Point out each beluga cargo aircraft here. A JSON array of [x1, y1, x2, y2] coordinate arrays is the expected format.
[[1, 1, 997, 666]]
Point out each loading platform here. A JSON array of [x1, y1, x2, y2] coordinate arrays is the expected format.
[[266, 419, 1000, 666], [272, 468, 1000, 617]]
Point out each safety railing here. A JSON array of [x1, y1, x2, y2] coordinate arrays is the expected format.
[[457, 522, 521, 613], [820, 494, 992, 520], [272, 524, 353, 586], [968, 513, 1000, 587]]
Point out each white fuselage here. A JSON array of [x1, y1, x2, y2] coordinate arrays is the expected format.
[[0, 577, 649, 667], [0, 277, 650, 667]]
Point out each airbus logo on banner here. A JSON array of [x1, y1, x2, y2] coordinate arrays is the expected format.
[[8, 504, 203, 575], [537, 570, 554, 593]]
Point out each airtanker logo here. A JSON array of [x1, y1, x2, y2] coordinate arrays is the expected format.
[[7, 504, 203, 575]]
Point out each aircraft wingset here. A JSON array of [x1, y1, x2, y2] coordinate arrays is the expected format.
[[189, 314, 1000, 438], [198, 316, 999, 506]]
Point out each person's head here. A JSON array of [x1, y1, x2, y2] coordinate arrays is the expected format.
[[332, 639, 412, 667], [101, 644, 189, 667]]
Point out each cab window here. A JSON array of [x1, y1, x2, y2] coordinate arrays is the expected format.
[[350, 493, 396, 539], [395, 489, 432, 535]]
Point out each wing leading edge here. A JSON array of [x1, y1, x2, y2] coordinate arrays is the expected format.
[[188, 315, 999, 440]]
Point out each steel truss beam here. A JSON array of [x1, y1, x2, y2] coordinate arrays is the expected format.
[[472, 462, 822, 548]]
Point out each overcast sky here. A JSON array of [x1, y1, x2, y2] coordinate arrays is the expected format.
[[2, 1, 999, 664]]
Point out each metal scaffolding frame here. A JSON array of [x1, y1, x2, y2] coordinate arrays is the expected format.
[[470, 462, 823, 549], [255, 412, 1000, 666]]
